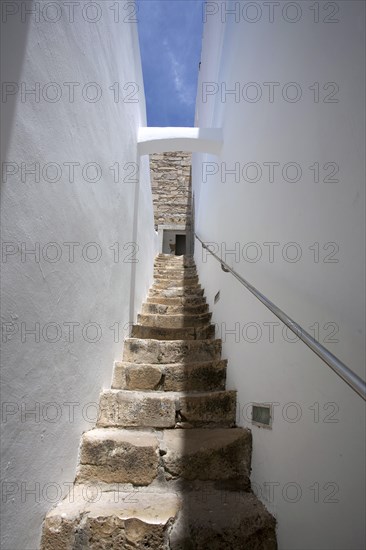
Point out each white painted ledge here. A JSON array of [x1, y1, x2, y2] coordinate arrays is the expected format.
[[137, 127, 223, 155]]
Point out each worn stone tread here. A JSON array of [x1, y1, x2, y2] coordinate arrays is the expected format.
[[169, 480, 277, 550], [41, 485, 181, 550], [152, 277, 200, 287], [131, 324, 215, 341], [154, 270, 198, 278], [123, 338, 222, 364], [42, 482, 276, 550], [161, 427, 252, 484], [137, 312, 212, 328], [146, 295, 206, 306], [149, 287, 204, 297], [112, 359, 227, 392], [97, 389, 236, 428], [77, 428, 159, 485], [141, 302, 209, 315]]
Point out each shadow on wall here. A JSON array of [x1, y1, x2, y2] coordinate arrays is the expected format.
[[1, 1, 32, 163]]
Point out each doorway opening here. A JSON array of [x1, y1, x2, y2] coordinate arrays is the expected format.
[[175, 234, 186, 255], [158, 224, 191, 255]]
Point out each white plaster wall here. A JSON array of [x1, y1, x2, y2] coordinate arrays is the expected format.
[[0, 2, 157, 548], [193, 2, 365, 549]]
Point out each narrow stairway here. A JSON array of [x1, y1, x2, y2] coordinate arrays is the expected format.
[[41, 254, 277, 549]]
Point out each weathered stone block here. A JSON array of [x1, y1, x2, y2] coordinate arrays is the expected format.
[[163, 360, 227, 392], [122, 338, 222, 364], [112, 362, 163, 390], [141, 302, 209, 315], [41, 485, 181, 550], [77, 428, 159, 485], [130, 324, 215, 341], [97, 390, 176, 428], [152, 277, 199, 287], [137, 312, 212, 329], [112, 360, 227, 392], [146, 295, 207, 307], [168, 482, 277, 550], [161, 428, 252, 484], [178, 390, 236, 427], [148, 287, 204, 297]]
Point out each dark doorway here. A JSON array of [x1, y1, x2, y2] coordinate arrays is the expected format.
[[175, 234, 186, 255]]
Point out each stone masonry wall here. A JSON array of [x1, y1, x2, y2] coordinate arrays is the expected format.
[[150, 152, 192, 231]]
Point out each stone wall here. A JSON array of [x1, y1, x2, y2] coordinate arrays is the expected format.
[[150, 152, 192, 230]]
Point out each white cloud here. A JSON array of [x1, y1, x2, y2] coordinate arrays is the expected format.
[[165, 43, 195, 107]]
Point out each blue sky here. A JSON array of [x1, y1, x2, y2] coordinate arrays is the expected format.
[[137, 0, 204, 126]]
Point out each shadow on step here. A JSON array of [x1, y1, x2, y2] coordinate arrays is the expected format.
[[130, 254, 277, 548]]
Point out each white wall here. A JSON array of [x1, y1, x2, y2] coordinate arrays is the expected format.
[[193, 2, 365, 549], [0, 2, 157, 549], [137, 126, 223, 155]]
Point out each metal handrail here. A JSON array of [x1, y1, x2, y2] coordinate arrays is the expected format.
[[195, 234, 366, 401]]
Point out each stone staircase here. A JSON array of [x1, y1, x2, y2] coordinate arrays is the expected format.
[[41, 254, 277, 549]]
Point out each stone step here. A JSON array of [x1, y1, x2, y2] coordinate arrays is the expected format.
[[154, 263, 197, 270], [154, 266, 196, 274], [97, 390, 236, 428], [156, 253, 193, 258], [97, 390, 176, 428], [161, 427, 251, 485], [152, 278, 200, 289], [154, 265, 196, 272], [153, 268, 197, 278], [137, 312, 212, 328], [153, 278, 199, 286], [148, 287, 204, 297], [154, 262, 196, 269], [76, 428, 159, 485], [146, 295, 206, 307], [155, 255, 194, 260], [76, 427, 251, 488], [41, 484, 181, 550], [41, 482, 276, 550], [155, 254, 195, 263], [169, 481, 277, 550], [177, 390, 236, 428], [153, 274, 198, 282], [41, 483, 276, 550], [112, 360, 227, 392], [131, 324, 215, 341], [154, 265, 197, 272], [123, 338, 222, 364], [141, 302, 209, 315], [154, 261, 196, 269]]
